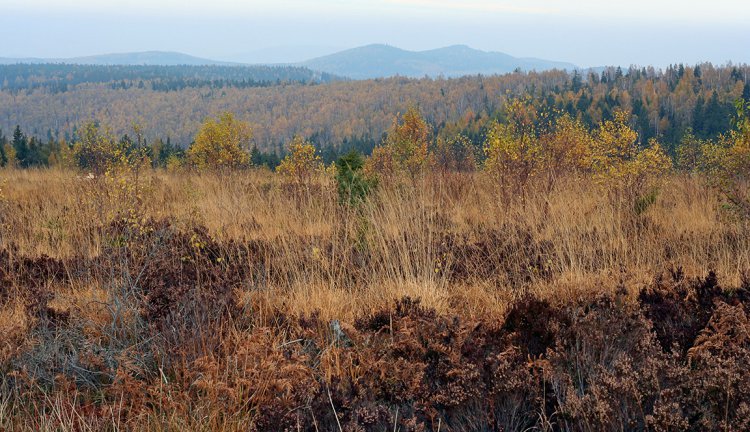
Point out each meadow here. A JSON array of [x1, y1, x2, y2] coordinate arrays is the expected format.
[[1, 163, 749, 430]]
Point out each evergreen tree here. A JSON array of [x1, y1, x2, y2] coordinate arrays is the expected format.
[[731, 67, 743, 82], [250, 145, 261, 166], [26, 137, 47, 167], [702, 91, 729, 138], [0, 129, 6, 166], [693, 95, 705, 136], [12, 125, 29, 167], [571, 70, 582, 92]]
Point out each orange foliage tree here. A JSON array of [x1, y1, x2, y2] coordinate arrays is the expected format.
[[365, 107, 432, 178]]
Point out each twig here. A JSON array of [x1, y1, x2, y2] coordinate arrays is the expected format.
[[326, 384, 342, 432], [277, 338, 304, 348]]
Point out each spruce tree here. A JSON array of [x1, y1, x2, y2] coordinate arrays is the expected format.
[[0, 129, 6, 166], [693, 95, 705, 137], [12, 126, 29, 167]]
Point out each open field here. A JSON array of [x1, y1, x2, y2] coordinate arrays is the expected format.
[[1, 168, 749, 430]]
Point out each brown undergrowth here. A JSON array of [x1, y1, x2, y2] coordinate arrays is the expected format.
[[0, 169, 749, 430]]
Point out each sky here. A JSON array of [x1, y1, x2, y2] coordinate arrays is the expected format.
[[2, 0, 749, 67]]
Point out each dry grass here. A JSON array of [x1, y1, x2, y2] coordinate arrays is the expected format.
[[1, 168, 746, 293], [0, 167, 749, 430]]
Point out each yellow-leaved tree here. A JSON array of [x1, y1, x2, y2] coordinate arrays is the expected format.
[[483, 98, 542, 198], [699, 100, 750, 218], [188, 112, 252, 171], [2, 143, 17, 168], [538, 113, 593, 190], [276, 136, 324, 184], [590, 110, 671, 212]]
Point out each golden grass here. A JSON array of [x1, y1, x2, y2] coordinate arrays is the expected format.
[[1, 168, 747, 318], [1, 167, 749, 431]]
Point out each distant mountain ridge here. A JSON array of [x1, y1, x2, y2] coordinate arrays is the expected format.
[[300, 44, 577, 79], [0, 51, 237, 66], [1, 45, 579, 79]]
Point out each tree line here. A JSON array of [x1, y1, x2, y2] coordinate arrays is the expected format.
[[0, 63, 341, 94], [0, 63, 747, 153], [4, 96, 747, 218]]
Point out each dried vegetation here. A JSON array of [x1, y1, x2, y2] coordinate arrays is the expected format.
[[0, 168, 749, 431]]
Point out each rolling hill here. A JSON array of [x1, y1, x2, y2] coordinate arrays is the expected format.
[[300, 44, 577, 79], [1, 45, 578, 79], [0, 51, 236, 66]]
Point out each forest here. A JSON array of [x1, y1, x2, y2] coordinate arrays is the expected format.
[[0, 63, 340, 92], [1, 63, 748, 157], [0, 61, 749, 430]]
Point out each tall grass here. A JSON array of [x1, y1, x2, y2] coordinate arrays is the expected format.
[[0, 167, 748, 430]]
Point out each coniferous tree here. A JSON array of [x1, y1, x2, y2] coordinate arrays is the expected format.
[[703, 92, 729, 138], [693, 95, 705, 136], [0, 129, 6, 166], [571, 70, 582, 92], [12, 126, 29, 167]]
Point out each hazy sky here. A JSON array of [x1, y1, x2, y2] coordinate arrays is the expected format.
[[2, 0, 749, 67]]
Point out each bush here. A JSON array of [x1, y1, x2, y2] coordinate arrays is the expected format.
[[698, 100, 750, 219], [589, 111, 672, 211], [483, 99, 542, 198], [187, 112, 252, 171], [72, 122, 150, 176], [433, 134, 478, 174], [365, 107, 432, 178], [275, 136, 324, 184], [676, 128, 705, 172]]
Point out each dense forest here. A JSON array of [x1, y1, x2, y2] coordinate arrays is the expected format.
[[0, 63, 748, 158], [0, 63, 341, 92]]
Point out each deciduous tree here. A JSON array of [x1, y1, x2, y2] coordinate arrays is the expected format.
[[188, 112, 252, 171]]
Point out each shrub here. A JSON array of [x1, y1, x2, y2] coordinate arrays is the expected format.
[[275, 136, 323, 184], [433, 134, 478, 174], [483, 98, 542, 198], [590, 111, 672, 208], [699, 100, 750, 219], [676, 128, 705, 172], [72, 122, 120, 175], [366, 107, 432, 178], [71, 122, 150, 176], [187, 112, 252, 171], [538, 113, 593, 188]]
